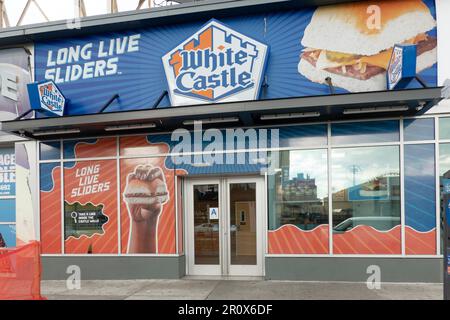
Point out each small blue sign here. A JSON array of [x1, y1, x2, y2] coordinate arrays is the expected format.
[[387, 44, 417, 90], [27, 80, 66, 116]]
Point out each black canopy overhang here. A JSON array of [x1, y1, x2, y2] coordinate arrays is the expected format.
[[0, 87, 445, 140]]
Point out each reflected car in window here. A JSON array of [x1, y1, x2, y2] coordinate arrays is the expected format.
[[333, 216, 401, 233], [194, 223, 219, 233]]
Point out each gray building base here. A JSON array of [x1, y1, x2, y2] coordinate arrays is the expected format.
[[42, 255, 186, 280], [42, 255, 442, 282], [265, 257, 443, 283]]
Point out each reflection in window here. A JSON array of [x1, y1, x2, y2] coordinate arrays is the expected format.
[[441, 144, 450, 179], [404, 144, 436, 254], [441, 143, 450, 224], [403, 118, 435, 141], [331, 121, 399, 145], [440, 144, 450, 255], [40, 141, 61, 160], [193, 184, 220, 265], [440, 118, 450, 140], [268, 149, 329, 254], [332, 146, 401, 254], [268, 149, 328, 230]]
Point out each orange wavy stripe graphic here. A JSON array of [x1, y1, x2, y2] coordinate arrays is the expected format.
[[356, 226, 394, 254], [40, 167, 62, 254], [269, 225, 405, 255], [268, 225, 329, 254], [333, 225, 401, 254], [405, 227, 436, 255], [158, 177, 176, 253]]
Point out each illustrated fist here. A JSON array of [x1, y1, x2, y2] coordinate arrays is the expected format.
[[124, 165, 168, 222]]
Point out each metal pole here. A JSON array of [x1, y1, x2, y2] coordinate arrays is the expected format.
[[151, 90, 168, 109], [79, 0, 87, 18], [107, 0, 118, 14], [17, 0, 32, 26], [0, 0, 4, 28], [99, 94, 120, 113]]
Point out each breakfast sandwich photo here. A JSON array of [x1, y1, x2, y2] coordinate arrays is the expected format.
[[298, 0, 437, 92]]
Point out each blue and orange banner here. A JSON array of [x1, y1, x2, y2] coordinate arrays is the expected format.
[[34, 0, 437, 115]]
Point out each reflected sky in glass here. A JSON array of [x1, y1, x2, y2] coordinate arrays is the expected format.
[[288, 149, 328, 200], [332, 146, 399, 193], [440, 118, 450, 140], [440, 143, 450, 176]]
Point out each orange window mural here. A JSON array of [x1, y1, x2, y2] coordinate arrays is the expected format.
[[64, 159, 118, 254]]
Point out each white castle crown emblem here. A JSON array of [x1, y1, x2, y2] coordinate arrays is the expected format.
[[162, 19, 269, 106]]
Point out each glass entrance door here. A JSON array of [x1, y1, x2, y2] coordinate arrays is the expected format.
[[186, 177, 264, 276]]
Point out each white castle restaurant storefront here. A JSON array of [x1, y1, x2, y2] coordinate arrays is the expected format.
[[1, 0, 450, 282]]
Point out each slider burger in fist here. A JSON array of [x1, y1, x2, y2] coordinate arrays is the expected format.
[[124, 165, 168, 221]]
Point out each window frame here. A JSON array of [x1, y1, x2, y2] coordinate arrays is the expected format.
[[38, 115, 445, 257]]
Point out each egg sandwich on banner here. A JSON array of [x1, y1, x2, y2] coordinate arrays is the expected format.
[[298, 0, 437, 92]]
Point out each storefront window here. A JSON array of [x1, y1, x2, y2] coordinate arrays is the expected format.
[[40, 141, 61, 160], [278, 124, 328, 148], [331, 120, 400, 145], [403, 118, 435, 141], [268, 149, 329, 254], [64, 138, 117, 159], [64, 159, 118, 254], [120, 157, 176, 254], [332, 146, 401, 254], [440, 118, 450, 140], [120, 135, 173, 157], [441, 143, 450, 239], [441, 144, 450, 179], [404, 144, 436, 254], [40, 163, 62, 253]]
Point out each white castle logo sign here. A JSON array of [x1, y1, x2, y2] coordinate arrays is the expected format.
[[162, 19, 269, 106]]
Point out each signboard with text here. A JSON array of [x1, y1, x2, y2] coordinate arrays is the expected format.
[[0, 148, 15, 196], [33, 0, 437, 115], [27, 80, 66, 117]]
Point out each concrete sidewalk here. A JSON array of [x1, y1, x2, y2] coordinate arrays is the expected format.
[[41, 279, 443, 300]]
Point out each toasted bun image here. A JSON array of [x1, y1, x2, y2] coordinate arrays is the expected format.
[[301, 0, 436, 56], [298, 0, 437, 92], [298, 47, 436, 92], [124, 166, 168, 205]]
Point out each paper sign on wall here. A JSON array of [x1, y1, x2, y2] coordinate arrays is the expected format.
[[209, 207, 219, 220]]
